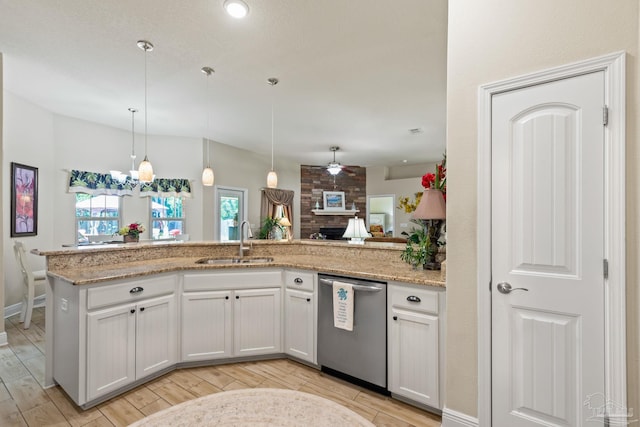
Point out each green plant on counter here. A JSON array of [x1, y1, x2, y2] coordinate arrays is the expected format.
[[400, 224, 434, 269], [259, 216, 284, 239]]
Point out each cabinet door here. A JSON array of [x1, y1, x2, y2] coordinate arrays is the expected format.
[[284, 288, 315, 363], [136, 294, 177, 378], [86, 303, 136, 401], [234, 288, 281, 356], [389, 307, 440, 408], [181, 291, 232, 361]]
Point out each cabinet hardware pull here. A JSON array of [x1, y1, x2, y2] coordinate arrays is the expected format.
[[294, 278, 303, 284], [225, 296, 229, 300], [236, 295, 240, 299], [306, 298, 311, 302], [406, 295, 421, 303], [140, 307, 145, 312], [393, 316, 398, 321], [130, 309, 135, 314], [130, 287, 144, 294]]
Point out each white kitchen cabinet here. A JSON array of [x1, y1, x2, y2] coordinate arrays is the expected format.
[[388, 282, 444, 409], [86, 293, 177, 401], [283, 270, 316, 364], [181, 291, 232, 361], [86, 302, 136, 400], [51, 274, 178, 407], [234, 288, 282, 356], [181, 270, 283, 361], [284, 289, 315, 363]]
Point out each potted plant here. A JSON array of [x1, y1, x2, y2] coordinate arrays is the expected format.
[[259, 216, 284, 240], [118, 222, 145, 243], [400, 225, 434, 269]]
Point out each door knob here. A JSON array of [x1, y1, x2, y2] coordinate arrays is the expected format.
[[496, 282, 528, 294]]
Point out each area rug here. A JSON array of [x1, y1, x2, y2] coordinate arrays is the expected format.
[[128, 388, 375, 426]]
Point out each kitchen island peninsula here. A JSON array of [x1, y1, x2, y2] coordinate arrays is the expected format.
[[36, 240, 446, 410]]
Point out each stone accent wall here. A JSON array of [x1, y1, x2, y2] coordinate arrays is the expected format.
[[299, 165, 366, 239]]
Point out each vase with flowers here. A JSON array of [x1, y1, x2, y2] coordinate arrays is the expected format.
[[398, 154, 446, 269], [118, 222, 145, 243]]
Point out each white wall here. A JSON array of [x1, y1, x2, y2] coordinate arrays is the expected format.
[[0, 53, 4, 331], [2, 92, 301, 309], [3, 92, 55, 308], [446, 0, 639, 419]]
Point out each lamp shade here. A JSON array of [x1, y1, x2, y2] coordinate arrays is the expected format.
[[267, 170, 278, 188], [342, 216, 370, 244], [138, 156, 154, 183], [412, 189, 446, 220], [279, 216, 292, 227], [202, 167, 214, 186]]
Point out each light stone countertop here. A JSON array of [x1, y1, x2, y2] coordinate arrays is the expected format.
[[38, 240, 445, 288]]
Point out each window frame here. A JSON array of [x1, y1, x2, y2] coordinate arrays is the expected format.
[[149, 196, 186, 240], [75, 194, 122, 243]]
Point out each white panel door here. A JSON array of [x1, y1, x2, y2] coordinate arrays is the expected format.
[[492, 72, 605, 426], [135, 294, 177, 378], [234, 288, 281, 356], [86, 303, 136, 401], [284, 288, 315, 363], [181, 291, 232, 361], [388, 307, 439, 408]]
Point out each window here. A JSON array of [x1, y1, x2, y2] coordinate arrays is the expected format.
[[75, 194, 121, 243], [150, 196, 185, 239], [214, 187, 247, 241]]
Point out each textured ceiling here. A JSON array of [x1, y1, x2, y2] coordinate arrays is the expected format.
[[0, 0, 447, 168]]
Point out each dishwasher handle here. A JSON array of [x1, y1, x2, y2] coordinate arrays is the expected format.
[[319, 278, 383, 292]]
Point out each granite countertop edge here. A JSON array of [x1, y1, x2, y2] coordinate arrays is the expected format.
[[46, 255, 446, 289]]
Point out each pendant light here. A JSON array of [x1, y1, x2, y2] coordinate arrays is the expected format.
[[266, 77, 279, 188], [201, 66, 215, 186], [128, 107, 139, 180], [137, 40, 154, 183], [327, 146, 342, 175]]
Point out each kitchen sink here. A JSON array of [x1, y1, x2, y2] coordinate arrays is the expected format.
[[195, 257, 274, 265]]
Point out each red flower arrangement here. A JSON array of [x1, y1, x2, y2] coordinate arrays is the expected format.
[[397, 154, 447, 212], [422, 154, 446, 200]]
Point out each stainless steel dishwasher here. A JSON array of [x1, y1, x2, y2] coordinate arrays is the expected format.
[[317, 274, 388, 392]]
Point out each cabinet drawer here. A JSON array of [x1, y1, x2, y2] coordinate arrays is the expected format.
[[87, 275, 176, 310], [284, 270, 315, 292], [184, 270, 283, 292], [389, 284, 439, 315]]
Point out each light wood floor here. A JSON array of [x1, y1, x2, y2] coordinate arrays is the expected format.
[[0, 307, 441, 426]]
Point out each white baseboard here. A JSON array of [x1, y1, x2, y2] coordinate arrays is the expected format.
[[442, 407, 479, 427], [3, 295, 46, 319]]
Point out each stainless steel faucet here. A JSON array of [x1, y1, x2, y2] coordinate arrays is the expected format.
[[239, 220, 253, 257]]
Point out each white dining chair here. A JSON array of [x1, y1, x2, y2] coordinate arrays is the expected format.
[[13, 240, 47, 329]]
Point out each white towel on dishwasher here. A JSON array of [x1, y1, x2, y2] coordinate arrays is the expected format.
[[333, 281, 354, 331]]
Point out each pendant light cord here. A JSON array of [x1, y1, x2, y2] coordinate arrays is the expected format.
[[144, 45, 148, 159], [267, 78, 278, 171], [271, 94, 274, 170], [207, 70, 211, 167]]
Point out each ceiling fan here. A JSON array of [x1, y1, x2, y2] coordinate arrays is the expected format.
[[326, 146, 343, 175]]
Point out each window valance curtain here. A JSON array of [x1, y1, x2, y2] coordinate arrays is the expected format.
[[260, 188, 294, 230], [68, 170, 137, 196], [139, 178, 192, 198]]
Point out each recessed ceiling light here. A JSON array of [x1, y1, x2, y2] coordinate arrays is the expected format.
[[224, 0, 249, 18]]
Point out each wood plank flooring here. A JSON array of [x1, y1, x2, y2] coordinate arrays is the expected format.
[[0, 308, 442, 426]]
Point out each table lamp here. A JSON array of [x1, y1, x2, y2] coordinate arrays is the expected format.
[[412, 189, 446, 269], [342, 216, 371, 244]]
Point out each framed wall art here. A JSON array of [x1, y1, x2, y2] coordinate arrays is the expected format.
[[323, 191, 346, 211], [11, 162, 38, 237]]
